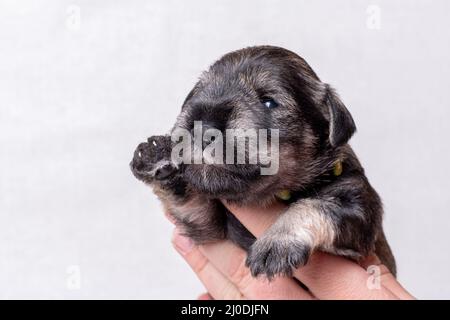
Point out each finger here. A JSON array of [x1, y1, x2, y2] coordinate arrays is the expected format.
[[223, 201, 284, 238], [197, 292, 213, 300], [172, 229, 243, 300], [224, 202, 399, 299], [380, 274, 415, 300], [199, 240, 313, 300], [294, 252, 398, 299], [360, 255, 415, 300]]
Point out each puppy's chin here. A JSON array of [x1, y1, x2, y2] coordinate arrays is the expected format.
[[184, 164, 262, 198]]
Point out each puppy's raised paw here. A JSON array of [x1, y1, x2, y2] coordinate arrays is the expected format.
[[246, 232, 312, 279], [130, 135, 177, 183]]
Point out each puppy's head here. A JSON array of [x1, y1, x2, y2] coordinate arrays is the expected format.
[[173, 46, 356, 202]]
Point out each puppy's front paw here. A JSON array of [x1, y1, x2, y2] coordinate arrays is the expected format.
[[153, 161, 177, 180], [246, 232, 312, 279], [131, 135, 178, 183]]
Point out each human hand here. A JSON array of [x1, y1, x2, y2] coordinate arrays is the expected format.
[[171, 202, 414, 300]]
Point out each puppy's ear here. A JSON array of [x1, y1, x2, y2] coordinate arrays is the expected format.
[[323, 84, 356, 147]]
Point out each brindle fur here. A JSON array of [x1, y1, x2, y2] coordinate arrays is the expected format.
[[130, 46, 396, 278]]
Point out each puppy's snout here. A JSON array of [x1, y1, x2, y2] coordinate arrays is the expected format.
[[155, 163, 176, 180], [202, 123, 216, 147], [189, 123, 219, 148]]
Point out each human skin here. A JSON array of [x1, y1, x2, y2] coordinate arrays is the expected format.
[[170, 201, 414, 300]]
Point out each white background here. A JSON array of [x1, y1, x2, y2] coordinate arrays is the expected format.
[[1, 0, 449, 299]]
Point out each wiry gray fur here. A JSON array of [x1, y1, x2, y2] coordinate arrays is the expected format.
[[130, 46, 396, 278]]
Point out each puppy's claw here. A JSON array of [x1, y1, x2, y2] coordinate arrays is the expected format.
[[246, 234, 311, 279]]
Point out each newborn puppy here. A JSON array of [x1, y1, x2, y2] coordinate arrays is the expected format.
[[130, 46, 396, 278]]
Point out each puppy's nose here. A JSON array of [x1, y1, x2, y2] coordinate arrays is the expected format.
[[190, 123, 218, 147], [202, 124, 215, 146], [202, 124, 213, 144]]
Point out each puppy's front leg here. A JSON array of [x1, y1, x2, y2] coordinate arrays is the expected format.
[[246, 198, 364, 278]]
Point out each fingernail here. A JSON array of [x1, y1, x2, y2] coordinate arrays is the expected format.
[[172, 229, 194, 254]]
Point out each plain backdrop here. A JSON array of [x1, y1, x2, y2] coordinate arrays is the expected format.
[[1, 0, 449, 299]]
